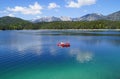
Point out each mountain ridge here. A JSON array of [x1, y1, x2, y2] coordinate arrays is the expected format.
[[31, 10, 120, 22], [0, 10, 120, 23]]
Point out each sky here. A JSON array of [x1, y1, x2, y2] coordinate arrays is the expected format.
[[0, 0, 120, 20]]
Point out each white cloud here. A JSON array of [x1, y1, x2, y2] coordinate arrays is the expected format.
[[8, 14, 15, 17], [48, 3, 60, 9], [7, 2, 43, 15], [66, 0, 96, 8]]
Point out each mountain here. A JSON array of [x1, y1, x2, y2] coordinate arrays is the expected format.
[[32, 13, 105, 22], [32, 16, 61, 22], [106, 11, 120, 21], [32, 16, 73, 22], [31, 10, 120, 22], [79, 13, 104, 21], [59, 16, 72, 21]]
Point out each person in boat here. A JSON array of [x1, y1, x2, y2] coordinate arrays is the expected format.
[[60, 42, 64, 44]]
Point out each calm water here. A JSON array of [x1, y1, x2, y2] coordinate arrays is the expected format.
[[0, 30, 120, 79]]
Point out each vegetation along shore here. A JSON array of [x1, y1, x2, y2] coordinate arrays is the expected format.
[[0, 16, 120, 30]]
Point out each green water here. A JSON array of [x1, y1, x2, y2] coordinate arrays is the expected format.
[[0, 30, 120, 79]]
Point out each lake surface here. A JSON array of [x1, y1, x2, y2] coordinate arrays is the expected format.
[[0, 30, 120, 79]]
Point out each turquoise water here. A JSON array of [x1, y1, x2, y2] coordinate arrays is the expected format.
[[0, 30, 120, 79]]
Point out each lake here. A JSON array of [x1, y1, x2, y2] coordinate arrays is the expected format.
[[0, 30, 120, 79]]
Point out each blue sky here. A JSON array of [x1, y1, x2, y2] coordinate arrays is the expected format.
[[0, 0, 120, 20]]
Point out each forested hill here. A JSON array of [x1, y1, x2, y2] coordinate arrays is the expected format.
[[0, 16, 120, 30], [0, 16, 33, 30]]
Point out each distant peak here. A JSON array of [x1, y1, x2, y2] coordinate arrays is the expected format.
[[94, 13, 102, 15]]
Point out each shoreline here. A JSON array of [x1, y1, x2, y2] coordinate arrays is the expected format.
[[1, 29, 120, 31]]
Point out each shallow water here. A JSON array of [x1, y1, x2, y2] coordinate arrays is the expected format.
[[0, 30, 120, 79]]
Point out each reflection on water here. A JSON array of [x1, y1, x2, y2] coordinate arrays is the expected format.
[[70, 49, 93, 63], [79, 36, 120, 46], [0, 30, 120, 79]]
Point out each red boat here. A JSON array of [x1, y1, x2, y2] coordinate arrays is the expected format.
[[57, 42, 70, 47]]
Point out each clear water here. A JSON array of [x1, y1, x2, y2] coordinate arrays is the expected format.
[[0, 30, 120, 79]]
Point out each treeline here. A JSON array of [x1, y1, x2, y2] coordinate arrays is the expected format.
[[35, 20, 120, 29], [0, 16, 120, 30]]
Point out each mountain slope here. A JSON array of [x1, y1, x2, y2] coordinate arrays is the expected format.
[[79, 13, 105, 21], [106, 11, 120, 21], [0, 16, 30, 24], [59, 16, 72, 21], [32, 16, 61, 22], [0, 16, 32, 30]]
